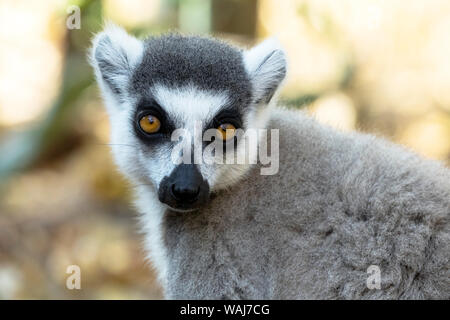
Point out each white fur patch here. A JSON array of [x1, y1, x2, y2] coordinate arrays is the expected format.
[[152, 84, 230, 126], [243, 38, 287, 102], [89, 23, 144, 110], [134, 185, 169, 289]]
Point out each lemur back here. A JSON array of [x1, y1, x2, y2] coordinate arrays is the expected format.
[[90, 25, 450, 299]]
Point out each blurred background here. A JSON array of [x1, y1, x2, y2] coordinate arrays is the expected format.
[[0, 0, 449, 299]]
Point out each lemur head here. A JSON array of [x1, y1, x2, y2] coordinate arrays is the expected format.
[[90, 24, 286, 212]]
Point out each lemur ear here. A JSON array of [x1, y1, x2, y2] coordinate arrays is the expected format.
[[243, 38, 287, 104], [89, 24, 143, 100]]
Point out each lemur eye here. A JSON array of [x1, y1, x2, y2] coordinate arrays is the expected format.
[[139, 115, 161, 134], [217, 123, 236, 141]]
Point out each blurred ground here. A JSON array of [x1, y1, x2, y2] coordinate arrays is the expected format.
[[0, 0, 449, 299]]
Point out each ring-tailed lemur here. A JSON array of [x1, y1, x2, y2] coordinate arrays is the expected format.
[[90, 24, 450, 299]]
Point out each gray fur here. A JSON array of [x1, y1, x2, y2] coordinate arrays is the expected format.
[[131, 34, 253, 107], [90, 26, 450, 299], [163, 109, 450, 299]]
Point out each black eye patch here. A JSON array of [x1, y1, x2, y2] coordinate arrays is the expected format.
[[203, 106, 243, 150], [133, 98, 176, 144], [209, 106, 243, 130]]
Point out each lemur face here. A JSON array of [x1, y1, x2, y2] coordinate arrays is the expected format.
[[90, 25, 286, 211]]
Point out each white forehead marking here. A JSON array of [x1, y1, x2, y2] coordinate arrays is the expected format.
[[151, 84, 229, 126]]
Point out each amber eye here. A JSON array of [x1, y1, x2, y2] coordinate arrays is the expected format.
[[217, 123, 236, 141], [139, 115, 161, 134]]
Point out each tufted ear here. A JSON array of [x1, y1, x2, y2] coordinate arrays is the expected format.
[[243, 38, 287, 104], [89, 24, 143, 101]]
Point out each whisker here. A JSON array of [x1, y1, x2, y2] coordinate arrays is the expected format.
[[132, 183, 155, 188], [94, 143, 140, 148]]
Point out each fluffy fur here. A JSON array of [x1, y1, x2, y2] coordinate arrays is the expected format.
[[160, 108, 450, 299], [90, 25, 450, 299]]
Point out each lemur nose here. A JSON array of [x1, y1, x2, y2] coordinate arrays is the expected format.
[[171, 183, 200, 203], [159, 163, 210, 210]]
